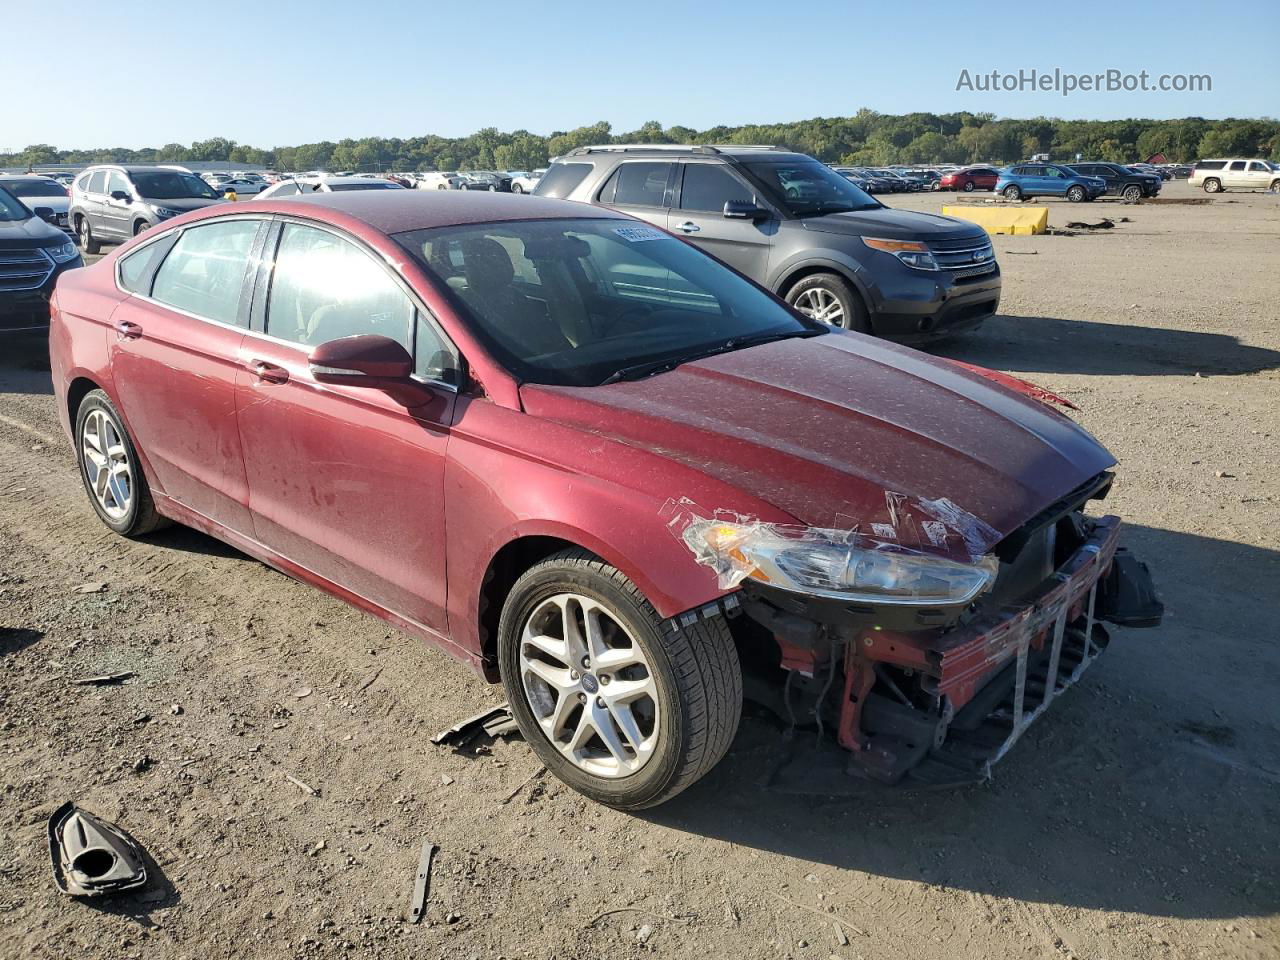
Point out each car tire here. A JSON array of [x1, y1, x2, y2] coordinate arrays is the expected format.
[[1122, 185, 1142, 203], [1003, 185, 1022, 201], [1203, 178, 1222, 194], [511, 183, 523, 194], [133, 220, 150, 236], [498, 548, 742, 810], [438, 184, 448, 190], [77, 216, 101, 255], [75, 389, 168, 537], [1066, 185, 1087, 203], [963, 180, 976, 192], [1270, 179, 1280, 193], [785, 273, 870, 332]]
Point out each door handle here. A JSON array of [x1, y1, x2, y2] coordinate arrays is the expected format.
[[247, 359, 290, 385], [114, 320, 143, 340], [675, 221, 701, 233]]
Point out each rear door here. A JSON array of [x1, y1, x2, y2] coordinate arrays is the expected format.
[[671, 160, 774, 281], [100, 170, 135, 238], [1224, 160, 1249, 188], [234, 219, 457, 636], [108, 217, 266, 534], [595, 160, 675, 230], [81, 170, 108, 234]]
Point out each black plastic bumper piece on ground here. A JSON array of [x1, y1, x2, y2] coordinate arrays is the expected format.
[[1096, 548, 1164, 628]]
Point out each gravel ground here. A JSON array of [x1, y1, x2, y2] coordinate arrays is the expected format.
[[1, 180, 1277, 960]]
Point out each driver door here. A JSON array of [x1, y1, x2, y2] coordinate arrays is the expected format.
[[670, 161, 775, 281], [234, 220, 459, 636]]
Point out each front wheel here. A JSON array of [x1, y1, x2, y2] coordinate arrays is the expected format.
[[75, 390, 167, 537], [498, 550, 742, 809], [963, 180, 976, 192], [511, 183, 524, 194], [1122, 184, 1142, 203], [785, 273, 870, 332], [1003, 184, 1022, 201], [1066, 185, 1087, 202]]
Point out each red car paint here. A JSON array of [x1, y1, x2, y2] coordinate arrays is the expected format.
[[939, 167, 1001, 192], [49, 191, 1117, 689]]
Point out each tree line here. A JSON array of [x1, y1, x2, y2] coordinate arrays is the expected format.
[[7, 111, 1278, 173]]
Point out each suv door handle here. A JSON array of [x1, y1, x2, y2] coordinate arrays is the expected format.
[[114, 320, 143, 340], [247, 359, 290, 385], [675, 221, 701, 233]]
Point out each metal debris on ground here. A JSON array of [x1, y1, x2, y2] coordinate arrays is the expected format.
[[499, 766, 547, 804], [71, 671, 134, 686], [430, 703, 519, 748], [285, 773, 318, 796], [48, 802, 148, 897], [74, 582, 108, 594], [407, 840, 437, 924]]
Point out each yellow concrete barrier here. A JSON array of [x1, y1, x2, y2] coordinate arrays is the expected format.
[[942, 205, 1049, 236]]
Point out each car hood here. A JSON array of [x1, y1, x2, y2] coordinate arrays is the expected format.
[[139, 196, 225, 211], [798, 208, 984, 242], [520, 333, 1116, 560], [0, 214, 68, 248]]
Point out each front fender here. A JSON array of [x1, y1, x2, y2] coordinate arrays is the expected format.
[[769, 249, 874, 302]]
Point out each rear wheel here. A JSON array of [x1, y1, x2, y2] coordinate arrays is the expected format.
[[1066, 185, 1087, 203], [498, 549, 742, 809], [75, 390, 167, 537], [1203, 178, 1222, 194], [511, 183, 524, 193], [1003, 184, 1022, 201], [77, 217, 101, 255], [1122, 184, 1142, 203], [785, 273, 869, 332]]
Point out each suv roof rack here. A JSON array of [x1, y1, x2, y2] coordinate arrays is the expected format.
[[565, 143, 790, 157]]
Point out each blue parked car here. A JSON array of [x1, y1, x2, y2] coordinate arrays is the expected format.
[[994, 162, 1106, 202]]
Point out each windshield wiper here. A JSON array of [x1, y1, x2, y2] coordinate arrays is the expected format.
[[600, 328, 824, 385]]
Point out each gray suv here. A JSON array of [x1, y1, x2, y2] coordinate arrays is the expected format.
[[535, 145, 1001, 341], [69, 165, 225, 253]]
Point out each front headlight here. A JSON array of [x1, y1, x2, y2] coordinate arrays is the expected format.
[[862, 236, 939, 271], [151, 206, 180, 218], [47, 240, 80, 264], [673, 516, 998, 606]]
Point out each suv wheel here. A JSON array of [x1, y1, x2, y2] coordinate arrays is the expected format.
[[962, 180, 976, 192], [75, 390, 167, 537], [1066, 185, 1087, 202], [785, 274, 869, 332], [1122, 184, 1143, 203], [133, 220, 150, 236], [1003, 184, 1022, 201], [498, 549, 742, 809], [1203, 178, 1222, 193], [77, 217, 101, 255], [511, 183, 524, 194], [1270, 179, 1280, 193]]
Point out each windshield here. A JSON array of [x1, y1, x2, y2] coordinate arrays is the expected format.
[[4, 179, 65, 197], [0, 186, 31, 222], [396, 217, 820, 387], [743, 161, 880, 217], [328, 181, 404, 191], [131, 172, 220, 200]]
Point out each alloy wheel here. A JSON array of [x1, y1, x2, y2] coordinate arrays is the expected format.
[[792, 287, 845, 326], [81, 409, 132, 520], [518, 593, 659, 778]]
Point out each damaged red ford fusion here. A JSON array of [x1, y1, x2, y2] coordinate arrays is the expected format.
[[50, 191, 1161, 810]]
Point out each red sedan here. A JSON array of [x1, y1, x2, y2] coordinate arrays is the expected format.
[[939, 166, 1001, 192], [49, 192, 1160, 807]]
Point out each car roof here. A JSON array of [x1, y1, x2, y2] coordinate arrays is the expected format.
[[232, 190, 623, 234], [82, 164, 195, 174]]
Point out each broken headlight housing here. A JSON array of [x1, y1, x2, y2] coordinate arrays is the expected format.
[[678, 518, 998, 606]]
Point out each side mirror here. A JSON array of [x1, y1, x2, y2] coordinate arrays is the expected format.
[[723, 200, 769, 221], [310, 334, 412, 387], [109, 190, 131, 203], [32, 206, 56, 223]]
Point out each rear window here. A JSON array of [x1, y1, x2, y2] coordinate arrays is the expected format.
[[326, 182, 403, 191], [1195, 161, 1226, 171], [531, 162, 592, 199], [150, 219, 259, 325], [4, 179, 65, 197]]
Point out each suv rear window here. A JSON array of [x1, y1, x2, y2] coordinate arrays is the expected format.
[[1195, 161, 1226, 171], [598, 162, 673, 207], [532, 163, 592, 199]]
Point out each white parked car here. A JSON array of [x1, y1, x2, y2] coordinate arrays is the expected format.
[[213, 176, 269, 196], [256, 175, 408, 199], [1188, 158, 1280, 193], [417, 171, 465, 190], [0, 174, 74, 235], [510, 169, 545, 194]]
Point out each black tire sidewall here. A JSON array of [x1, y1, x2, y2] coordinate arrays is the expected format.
[[497, 560, 688, 808], [74, 390, 144, 534], [786, 274, 869, 333]]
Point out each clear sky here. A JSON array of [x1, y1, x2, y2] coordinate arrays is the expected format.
[[6, 0, 1276, 150]]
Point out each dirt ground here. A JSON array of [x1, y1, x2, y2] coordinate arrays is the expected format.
[[1, 180, 1277, 960]]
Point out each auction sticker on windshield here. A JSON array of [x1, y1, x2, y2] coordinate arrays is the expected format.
[[614, 226, 670, 242]]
